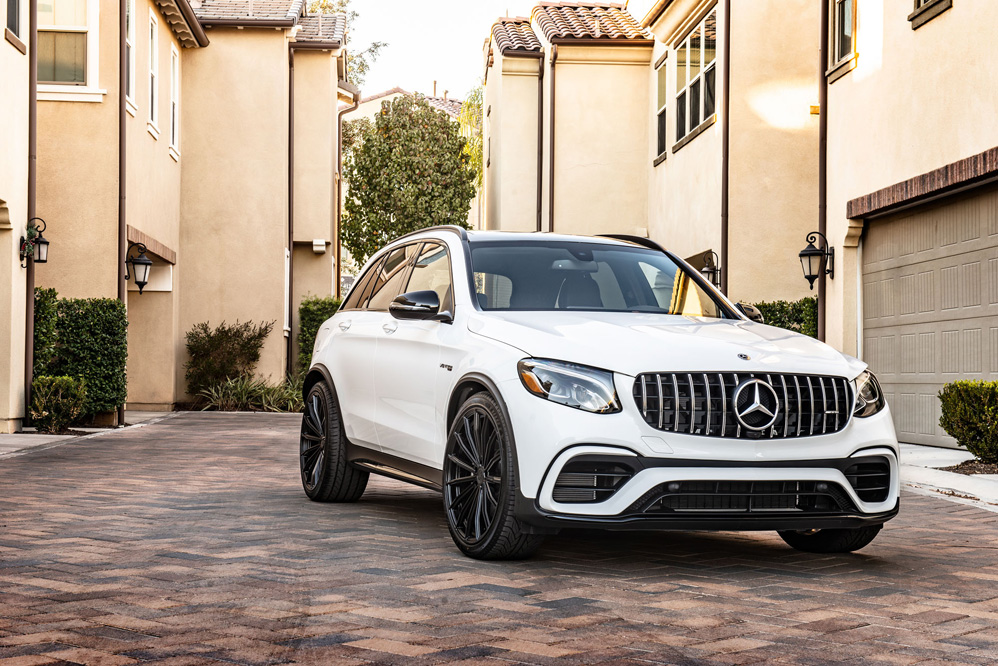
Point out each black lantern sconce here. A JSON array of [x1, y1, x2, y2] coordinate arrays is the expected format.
[[20, 217, 50, 267], [799, 231, 834, 290], [125, 242, 154, 294], [700, 250, 721, 288]]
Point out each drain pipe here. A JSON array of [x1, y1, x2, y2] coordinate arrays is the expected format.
[[535, 52, 544, 232], [719, 0, 731, 295], [23, 0, 39, 426], [116, 0, 128, 426], [547, 45, 558, 232], [287, 49, 295, 377], [817, 0, 829, 342], [336, 93, 359, 299]]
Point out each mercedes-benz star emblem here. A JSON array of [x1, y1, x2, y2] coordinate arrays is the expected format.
[[732, 379, 780, 431]]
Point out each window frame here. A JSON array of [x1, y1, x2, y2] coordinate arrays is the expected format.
[[7, 0, 19, 37], [403, 241, 456, 316], [147, 9, 159, 136], [827, 0, 857, 82], [37, 0, 92, 87], [653, 53, 668, 165], [908, 0, 952, 29], [672, 8, 717, 151], [169, 44, 180, 159], [124, 0, 135, 113]]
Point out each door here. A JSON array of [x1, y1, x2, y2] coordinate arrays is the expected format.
[[331, 244, 416, 449], [375, 242, 454, 468], [862, 187, 998, 447]]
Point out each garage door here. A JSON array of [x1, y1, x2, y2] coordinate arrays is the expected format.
[[862, 186, 998, 447]]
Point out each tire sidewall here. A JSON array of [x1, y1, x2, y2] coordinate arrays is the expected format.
[[301, 381, 335, 499]]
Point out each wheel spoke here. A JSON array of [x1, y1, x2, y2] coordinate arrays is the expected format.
[[446, 475, 476, 487], [472, 489, 485, 539], [455, 487, 478, 532], [446, 453, 475, 473], [461, 417, 481, 465], [301, 431, 321, 442], [311, 451, 324, 488], [482, 480, 499, 508], [454, 429, 478, 466], [484, 475, 501, 484], [451, 486, 477, 509]]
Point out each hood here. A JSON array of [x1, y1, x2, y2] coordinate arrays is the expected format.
[[467, 311, 866, 379]]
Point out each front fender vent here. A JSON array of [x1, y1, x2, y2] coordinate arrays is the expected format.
[[552, 460, 633, 504]]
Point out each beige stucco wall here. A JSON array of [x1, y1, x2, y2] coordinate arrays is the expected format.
[[179, 27, 290, 393], [0, 17, 30, 431], [125, 288, 177, 409], [825, 0, 998, 355]]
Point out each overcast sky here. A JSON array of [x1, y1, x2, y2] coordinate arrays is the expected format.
[[347, 0, 657, 101]]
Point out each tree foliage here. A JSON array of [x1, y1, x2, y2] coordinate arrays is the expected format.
[[753, 297, 818, 338], [308, 0, 385, 88], [342, 95, 476, 264], [458, 83, 484, 190]]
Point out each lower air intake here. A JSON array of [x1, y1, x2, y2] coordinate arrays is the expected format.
[[552, 460, 633, 504]]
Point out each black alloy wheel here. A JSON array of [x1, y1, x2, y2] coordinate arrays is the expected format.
[[299, 380, 368, 502], [443, 392, 544, 559]]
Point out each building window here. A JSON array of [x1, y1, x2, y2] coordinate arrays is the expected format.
[[7, 0, 19, 37], [124, 0, 135, 106], [674, 9, 716, 144], [831, 0, 855, 66], [909, 0, 952, 29], [655, 60, 667, 160], [148, 10, 158, 130], [169, 46, 179, 153], [38, 0, 87, 84]]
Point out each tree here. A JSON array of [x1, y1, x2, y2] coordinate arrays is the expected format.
[[342, 95, 476, 264], [308, 0, 385, 88], [458, 84, 484, 190]]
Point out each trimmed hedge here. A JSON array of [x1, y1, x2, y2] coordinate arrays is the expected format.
[[55, 298, 128, 416], [33, 287, 59, 378], [30, 376, 87, 433], [184, 320, 274, 399], [939, 381, 998, 463], [753, 297, 818, 338], [298, 296, 341, 371]]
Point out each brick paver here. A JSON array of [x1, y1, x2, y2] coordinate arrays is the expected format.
[[2, 412, 998, 665]]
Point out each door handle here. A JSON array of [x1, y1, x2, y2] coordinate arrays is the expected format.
[[338, 320, 351, 331], [382, 322, 398, 334]]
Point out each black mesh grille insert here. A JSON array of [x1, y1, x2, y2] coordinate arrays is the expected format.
[[628, 480, 858, 514], [844, 458, 891, 503], [552, 461, 633, 504], [633, 372, 852, 439]]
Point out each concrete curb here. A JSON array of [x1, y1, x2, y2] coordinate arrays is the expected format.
[[0, 412, 180, 460], [900, 463, 998, 513]]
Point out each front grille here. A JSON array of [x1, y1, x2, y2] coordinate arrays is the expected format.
[[552, 460, 633, 503], [844, 458, 891, 503], [628, 480, 858, 515], [633, 373, 852, 439]]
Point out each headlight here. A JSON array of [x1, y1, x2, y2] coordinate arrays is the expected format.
[[517, 359, 621, 414], [853, 370, 886, 418]]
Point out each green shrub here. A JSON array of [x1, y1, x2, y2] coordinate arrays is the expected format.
[[33, 287, 59, 378], [298, 296, 341, 371], [54, 298, 128, 417], [199, 375, 303, 413], [30, 376, 87, 433], [753, 297, 818, 338], [184, 320, 275, 398], [939, 381, 998, 463]]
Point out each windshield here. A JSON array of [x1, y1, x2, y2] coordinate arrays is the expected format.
[[469, 241, 728, 318]]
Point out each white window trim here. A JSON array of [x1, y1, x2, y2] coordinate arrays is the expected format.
[[654, 57, 667, 161], [829, 0, 857, 70], [169, 44, 180, 156], [37, 0, 102, 100], [147, 9, 159, 136], [674, 9, 717, 145], [125, 0, 136, 115]]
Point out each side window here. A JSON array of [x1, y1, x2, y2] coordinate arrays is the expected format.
[[405, 243, 454, 312], [366, 245, 417, 311], [341, 254, 384, 310]]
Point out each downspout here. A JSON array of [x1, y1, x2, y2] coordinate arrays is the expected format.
[[817, 0, 829, 342], [24, 0, 39, 425], [535, 52, 544, 232], [287, 48, 295, 377], [547, 45, 558, 232], [116, 0, 128, 426], [336, 94, 359, 299], [719, 0, 731, 295]]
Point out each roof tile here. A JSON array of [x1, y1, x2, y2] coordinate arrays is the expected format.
[[492, 17, 542, 55], [191, 0, 305, 22], [295, 12, 346, 46], [531, 2, 651, 42]]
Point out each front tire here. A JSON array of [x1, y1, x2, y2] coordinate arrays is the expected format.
[[299, 380, 368, 502], [443, 392, 544, 560], [778, 524, 883, 553]]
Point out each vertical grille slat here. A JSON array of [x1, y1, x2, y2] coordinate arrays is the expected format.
[[634, 372, 852, 440]]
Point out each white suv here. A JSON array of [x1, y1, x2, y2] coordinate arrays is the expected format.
[[300, 227, 899, 560]]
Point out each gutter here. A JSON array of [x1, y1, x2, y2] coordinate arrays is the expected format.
[[199, 18, 296, 28], [287, 48, 295, 377], [116, 0, 128, 426], [335, 91, 360, 299], [536, 52, 544, 232], [817, 0, 829, 342], [23, 0, 39, 426], [176, 0, 209, 46], [719, 0, 731, 295], [547, 44, 558, 231]]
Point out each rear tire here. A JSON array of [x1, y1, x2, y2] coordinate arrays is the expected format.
[[778, 524, 883, 553], [299, 380, 368, 502], [443, 392, 544, 560]]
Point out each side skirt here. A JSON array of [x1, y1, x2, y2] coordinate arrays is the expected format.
[[344, 442, 443, 492]]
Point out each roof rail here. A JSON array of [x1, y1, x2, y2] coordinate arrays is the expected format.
[[597, 234, 667, 253], [392, 225, 468, 243]]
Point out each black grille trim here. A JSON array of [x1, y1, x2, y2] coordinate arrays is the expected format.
[[627, 480, 859, 515], [633, 372, 852, 439], [552, 460, 634, 504], [844, 458, 891, 503]]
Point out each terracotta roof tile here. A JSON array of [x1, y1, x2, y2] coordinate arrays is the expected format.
[[295, 12, 345, 45], [361, 87, 409, 104], [425, 96, 464, 118], [492, 17, 542, 55], [531, 2, 652, 42], [190, 0, 304, 22]]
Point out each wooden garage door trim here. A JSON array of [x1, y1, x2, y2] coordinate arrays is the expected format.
[[848, 146, 998, 220]]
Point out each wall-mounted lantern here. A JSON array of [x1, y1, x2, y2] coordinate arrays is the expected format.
[[799, 231, 834, 290], [700, 250, 721, 288], [125, 242, 154, 294], [20, 217, 50, 267]]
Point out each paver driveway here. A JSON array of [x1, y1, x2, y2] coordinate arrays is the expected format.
[[2, 413, 998, 666]]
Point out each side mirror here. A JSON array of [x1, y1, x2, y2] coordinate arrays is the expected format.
[[390, 290, 450, 322], [735, 302, 765, 324]]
